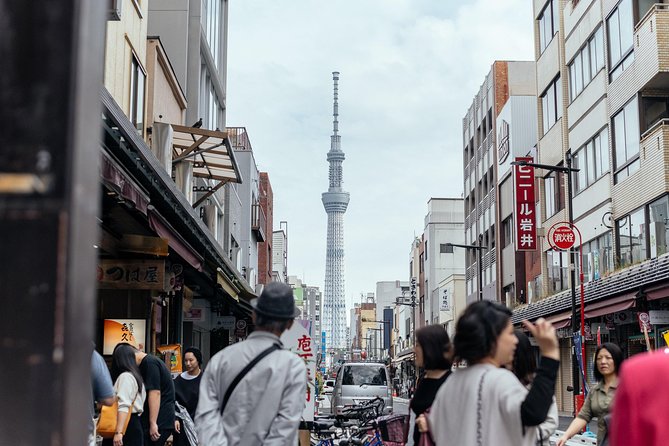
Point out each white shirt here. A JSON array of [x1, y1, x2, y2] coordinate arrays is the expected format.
[[195, 331, 307, 446], [115, 372, 146, 414], [429, 364, 534, 446]]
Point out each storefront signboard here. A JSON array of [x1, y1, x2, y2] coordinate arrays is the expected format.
[[219, 316, 236, 330], [103, 319, 146, 354], [281, 320, 316, 423], [638, 312, 652, 332], [157, 344, 182, 377], [184, 308, 205, 322], [649, 310, 669, 325], [97, 259, 165, 290], [513, 157, 537, 251]]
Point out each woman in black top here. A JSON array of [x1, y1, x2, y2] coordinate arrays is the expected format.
[[410, 325, 453, 445], [173, 347, 203, 446]]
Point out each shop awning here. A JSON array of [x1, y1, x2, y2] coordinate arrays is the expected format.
[[545, 312, 571, 329], [646, 286, 669, 301], [148, 207, 203, 271], [170, 124, 242, 207], [101, 151, 149, 215], [392, 348, 415, 364], [584, 293, 636, 319], [217, 269, 240, 302]]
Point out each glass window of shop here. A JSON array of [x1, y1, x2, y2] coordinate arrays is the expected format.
[[617, 206, 647, 268], [648, 194, 669, 257], [576, 232, 614, 283], [547, 249, 569, 293]]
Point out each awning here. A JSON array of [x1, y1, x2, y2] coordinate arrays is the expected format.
[[545, 312, 571, 329], [148, 208, 203, 271], [584, 293, 636, 318], [170, 124, 242, 207], [392, 348, 415, 363], [646, 286, 669, 301], [101, 151, 149, 214], [217, 270, 240, 302]]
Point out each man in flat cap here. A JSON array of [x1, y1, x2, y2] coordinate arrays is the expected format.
[[196, 282, 307, 445]]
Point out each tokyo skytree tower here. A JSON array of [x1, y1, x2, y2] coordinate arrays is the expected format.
[[322, 72, 349, 350]]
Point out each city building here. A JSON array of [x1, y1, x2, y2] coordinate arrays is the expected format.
[[304, 285, 323, 355], [511, 0, 669, 414], [462, 61, 536, 303], [257, 172, 274, 286], [374, 281, 409, 356], [422, 198, 466, 333], [322, 72, 349, 349], [272, 227, 288, 282]]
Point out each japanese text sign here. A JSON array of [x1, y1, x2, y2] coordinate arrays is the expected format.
[[103, 319, 146, 354], [281, 320, 316, 422], [514, 157, 537, 251], [97, 259, 165, 290]]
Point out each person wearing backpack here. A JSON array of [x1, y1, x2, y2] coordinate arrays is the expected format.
[[195, 282, 307, 446]]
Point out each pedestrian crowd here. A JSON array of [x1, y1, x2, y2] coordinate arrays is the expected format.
[[89, 283, 669, 446]]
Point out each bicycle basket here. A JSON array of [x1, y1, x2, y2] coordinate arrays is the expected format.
[[377, 414, 410, 443]]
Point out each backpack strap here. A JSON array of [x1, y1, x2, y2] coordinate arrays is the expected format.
[[219, 343, 281, 415]]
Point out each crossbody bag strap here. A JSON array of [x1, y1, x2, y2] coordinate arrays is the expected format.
[[476, 369, 491, 446], [219, 343, 281, 416]]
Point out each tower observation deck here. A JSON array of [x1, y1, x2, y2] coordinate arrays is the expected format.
[[322, 72, 349, 350]]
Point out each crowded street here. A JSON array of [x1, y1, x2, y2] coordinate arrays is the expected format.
[[4, 0, 669, 445]]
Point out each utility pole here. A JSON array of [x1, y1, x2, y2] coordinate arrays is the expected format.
[[0, 1, 106, 444]]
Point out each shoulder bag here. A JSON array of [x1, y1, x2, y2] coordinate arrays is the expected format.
[[97, 390, 139, 439], [219, 343, 281, 415]]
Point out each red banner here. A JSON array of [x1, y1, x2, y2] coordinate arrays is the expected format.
[[514, 157, 537, 251]]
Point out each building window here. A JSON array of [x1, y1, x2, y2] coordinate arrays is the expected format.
[[538, 0, 558, 53], [502, 216, 513, 248], [617, 206, 647, 267], [541, 76, 562, 135], [440, 243, 453, 254], [544, 170, 564, 218], [612, 97, 640, 183], [203, 0, 222, 67], [576, 231, 614, 283], [547, 249, 569, 293], [573, 128, 610, 193], [649, 194, 669, 257], [641, 96, 669, 134], [129, 54, 146, 134], [607, 0, 635, 81], [568, 26, 605, 101]]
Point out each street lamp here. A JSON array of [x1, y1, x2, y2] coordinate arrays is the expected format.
[[511, 155, 583, 412], [445, 240, 488, 301]]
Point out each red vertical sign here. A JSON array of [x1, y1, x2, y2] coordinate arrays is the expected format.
[[514, 157, 537, 251]]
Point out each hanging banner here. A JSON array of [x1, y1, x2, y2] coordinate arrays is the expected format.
[[513, 157, 537, 251], [573, 333, 589, 395], [281, 320, 316, 423], [157, 344, 183, 377]]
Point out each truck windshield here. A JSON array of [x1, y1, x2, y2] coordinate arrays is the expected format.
[[341, 365, 387, 386]]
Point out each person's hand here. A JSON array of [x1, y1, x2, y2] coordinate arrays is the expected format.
[[113, 433, 123, 446], [555, 435, 569, 446], [522, 318, 559, 360], [174, 419, 181, 433], [150, 422, 160, 442], [416, 414, 428, 432]]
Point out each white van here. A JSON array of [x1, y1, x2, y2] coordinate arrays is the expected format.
[[331, 362, 393, 416]]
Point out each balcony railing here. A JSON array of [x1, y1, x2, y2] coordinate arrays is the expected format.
[[252, 202, 266, 242]]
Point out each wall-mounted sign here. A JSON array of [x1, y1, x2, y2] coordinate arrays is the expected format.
[[649, 310, 669, 325], [513, 157, 537, 251], [281, 320, 316, 423], [97, 259, 165, 290], [157, 344, 182, 377], [497, 120, 510, 164], [103, 319, 146, 354], [184, 308, 205, 322], [548, 223, 577, 251], [439, 287, 450, 311], [219, 316, 236, 330]]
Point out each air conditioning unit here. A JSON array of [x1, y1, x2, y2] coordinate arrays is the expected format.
[[109, 0, 122, 21]]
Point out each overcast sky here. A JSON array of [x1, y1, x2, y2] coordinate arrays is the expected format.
[[226, 0, 535, 314]]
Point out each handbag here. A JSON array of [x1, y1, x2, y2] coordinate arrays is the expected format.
[[418, 408, 435, 446], [96, 390, 138, 439]]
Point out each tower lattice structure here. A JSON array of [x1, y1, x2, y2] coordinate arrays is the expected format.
[[322, 72, 349, 350]]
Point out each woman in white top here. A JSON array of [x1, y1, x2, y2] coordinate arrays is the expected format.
[[421, 300, 560, 446], [107, 343, 147, 446]]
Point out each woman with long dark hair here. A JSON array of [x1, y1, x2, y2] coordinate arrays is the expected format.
[[511, 330, 558, 446], [556, 342, 623, 446], [410, 324, 452, 445], [173, 347, 203, 446], [422, 300, 559, 446], [106, 343, 147, 446]]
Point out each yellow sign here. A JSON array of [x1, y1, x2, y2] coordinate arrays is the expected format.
[[663, 329, 669, 347], [157, 344, 182, 376], [103, 319, 146, 355]]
